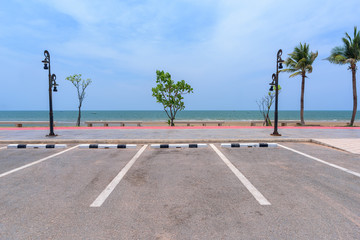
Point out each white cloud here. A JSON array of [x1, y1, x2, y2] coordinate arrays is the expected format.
[[1, 0, 360, 110]]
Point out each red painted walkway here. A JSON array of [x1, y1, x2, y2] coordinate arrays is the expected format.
[[0, 126, 359, 130]]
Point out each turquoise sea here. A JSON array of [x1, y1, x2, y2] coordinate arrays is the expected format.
[[0, 110, 358, 126]]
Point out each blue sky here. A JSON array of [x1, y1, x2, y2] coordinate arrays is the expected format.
[[1, 0, 360, 111]]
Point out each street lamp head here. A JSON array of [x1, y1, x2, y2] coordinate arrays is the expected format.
[[269, 86, 274, 91], [278, 56, 284, 69], [42, 58, 49, 69], [279, 62, 283, 69], [51, 74, 58, 92]]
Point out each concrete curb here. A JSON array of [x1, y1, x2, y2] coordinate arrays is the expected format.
[[0, 138, 312, 144]]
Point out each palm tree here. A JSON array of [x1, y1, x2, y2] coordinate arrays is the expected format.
[[282, 43, 318, 125], [327, 27, 360, 126]]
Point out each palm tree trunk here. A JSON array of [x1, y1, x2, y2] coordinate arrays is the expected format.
[[300, 73, 305, 125], [350, 66, 357, 126]]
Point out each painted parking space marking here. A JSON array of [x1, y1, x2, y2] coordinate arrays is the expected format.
[[90, 144, 148, 207], [0, 145, 79, 178], [278, 144, 360, 178], [210, 144, 271, 206]]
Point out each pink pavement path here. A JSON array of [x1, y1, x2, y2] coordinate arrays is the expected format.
[[0, 126, 360, 130]]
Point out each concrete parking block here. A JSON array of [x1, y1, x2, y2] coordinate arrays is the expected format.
[[78, 144, 137, 149], [7, 144, 67, 149], [221, 143, 278, 148], [151, 143, 207, 148]]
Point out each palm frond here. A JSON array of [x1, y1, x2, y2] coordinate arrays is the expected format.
[[289, 71, 302, 78], [329, 27, 360, 64], [284, 42, 318, 78], [326, 46, 347, 64], [280, 68, 297, 73], [305, 65, 313, 73]]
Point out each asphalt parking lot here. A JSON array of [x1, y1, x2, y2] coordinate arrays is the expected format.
[[0, 143, 359, 239]]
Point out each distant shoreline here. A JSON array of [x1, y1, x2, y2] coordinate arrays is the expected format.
[[0, 110, 358, 123]]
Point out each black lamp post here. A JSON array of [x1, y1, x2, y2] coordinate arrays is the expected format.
[[269, 49, 284, 136], [42, 50, 58, 137]]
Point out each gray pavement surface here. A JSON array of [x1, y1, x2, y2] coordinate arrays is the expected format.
[[0, 148, 65, 173], [0, 128, 360, 141], [0, 143, 359, 239], [2, 127, 360, 154]]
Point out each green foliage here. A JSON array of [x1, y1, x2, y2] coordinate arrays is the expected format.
[[65, 74, 92, 126], [281, 42, 318, 78], [326, 26, 360, 66], [66, 74, 92, 104], [282, 43, 317, 125], [326, 26, 360, 126], [152, 70, 193, 126], [270, 85, 281, 92]]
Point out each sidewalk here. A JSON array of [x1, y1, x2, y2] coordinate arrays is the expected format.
[[1, 126, 360, 153], [313, 138, 360, 154]]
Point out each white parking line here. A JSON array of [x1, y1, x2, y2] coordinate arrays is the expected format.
[[90, 144, 148, 207], [210, 144, 271, 206], [278, 144, 360, 178], [0, 145, 79, 178], [0, 146, 6, 150]]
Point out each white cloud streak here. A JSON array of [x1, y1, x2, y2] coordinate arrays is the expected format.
[[1, 0, 360, 110]]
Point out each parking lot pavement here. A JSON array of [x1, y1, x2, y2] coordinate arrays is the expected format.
[[0, 147, 68, 175], [0, 146, 141, 239], [0, 143, 359, 239], [91, 146, 270, 239], [220, 143, 360, 239], [0, 144, 7, 150], [281, 142, 360, 173]]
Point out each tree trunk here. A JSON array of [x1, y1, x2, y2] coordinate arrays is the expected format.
[[350, 65, 358, 126], [77, 106, 81, 127], [300, 73, 305, 125], [169, 106, 175, 127], [265, 113, 272, 126]]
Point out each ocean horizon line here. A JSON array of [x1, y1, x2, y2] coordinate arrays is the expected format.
[[0, 110, 358, 123]]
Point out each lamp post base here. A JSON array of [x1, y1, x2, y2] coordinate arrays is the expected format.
[[271, 133, 282, 136], [46, 134, 58, 137]]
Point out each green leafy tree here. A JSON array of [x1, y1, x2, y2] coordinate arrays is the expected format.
[[282, 43, 318, 125], [152, 70, 193, 126], [66, 74, 92, 126], [327, 27, 360, 126]]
